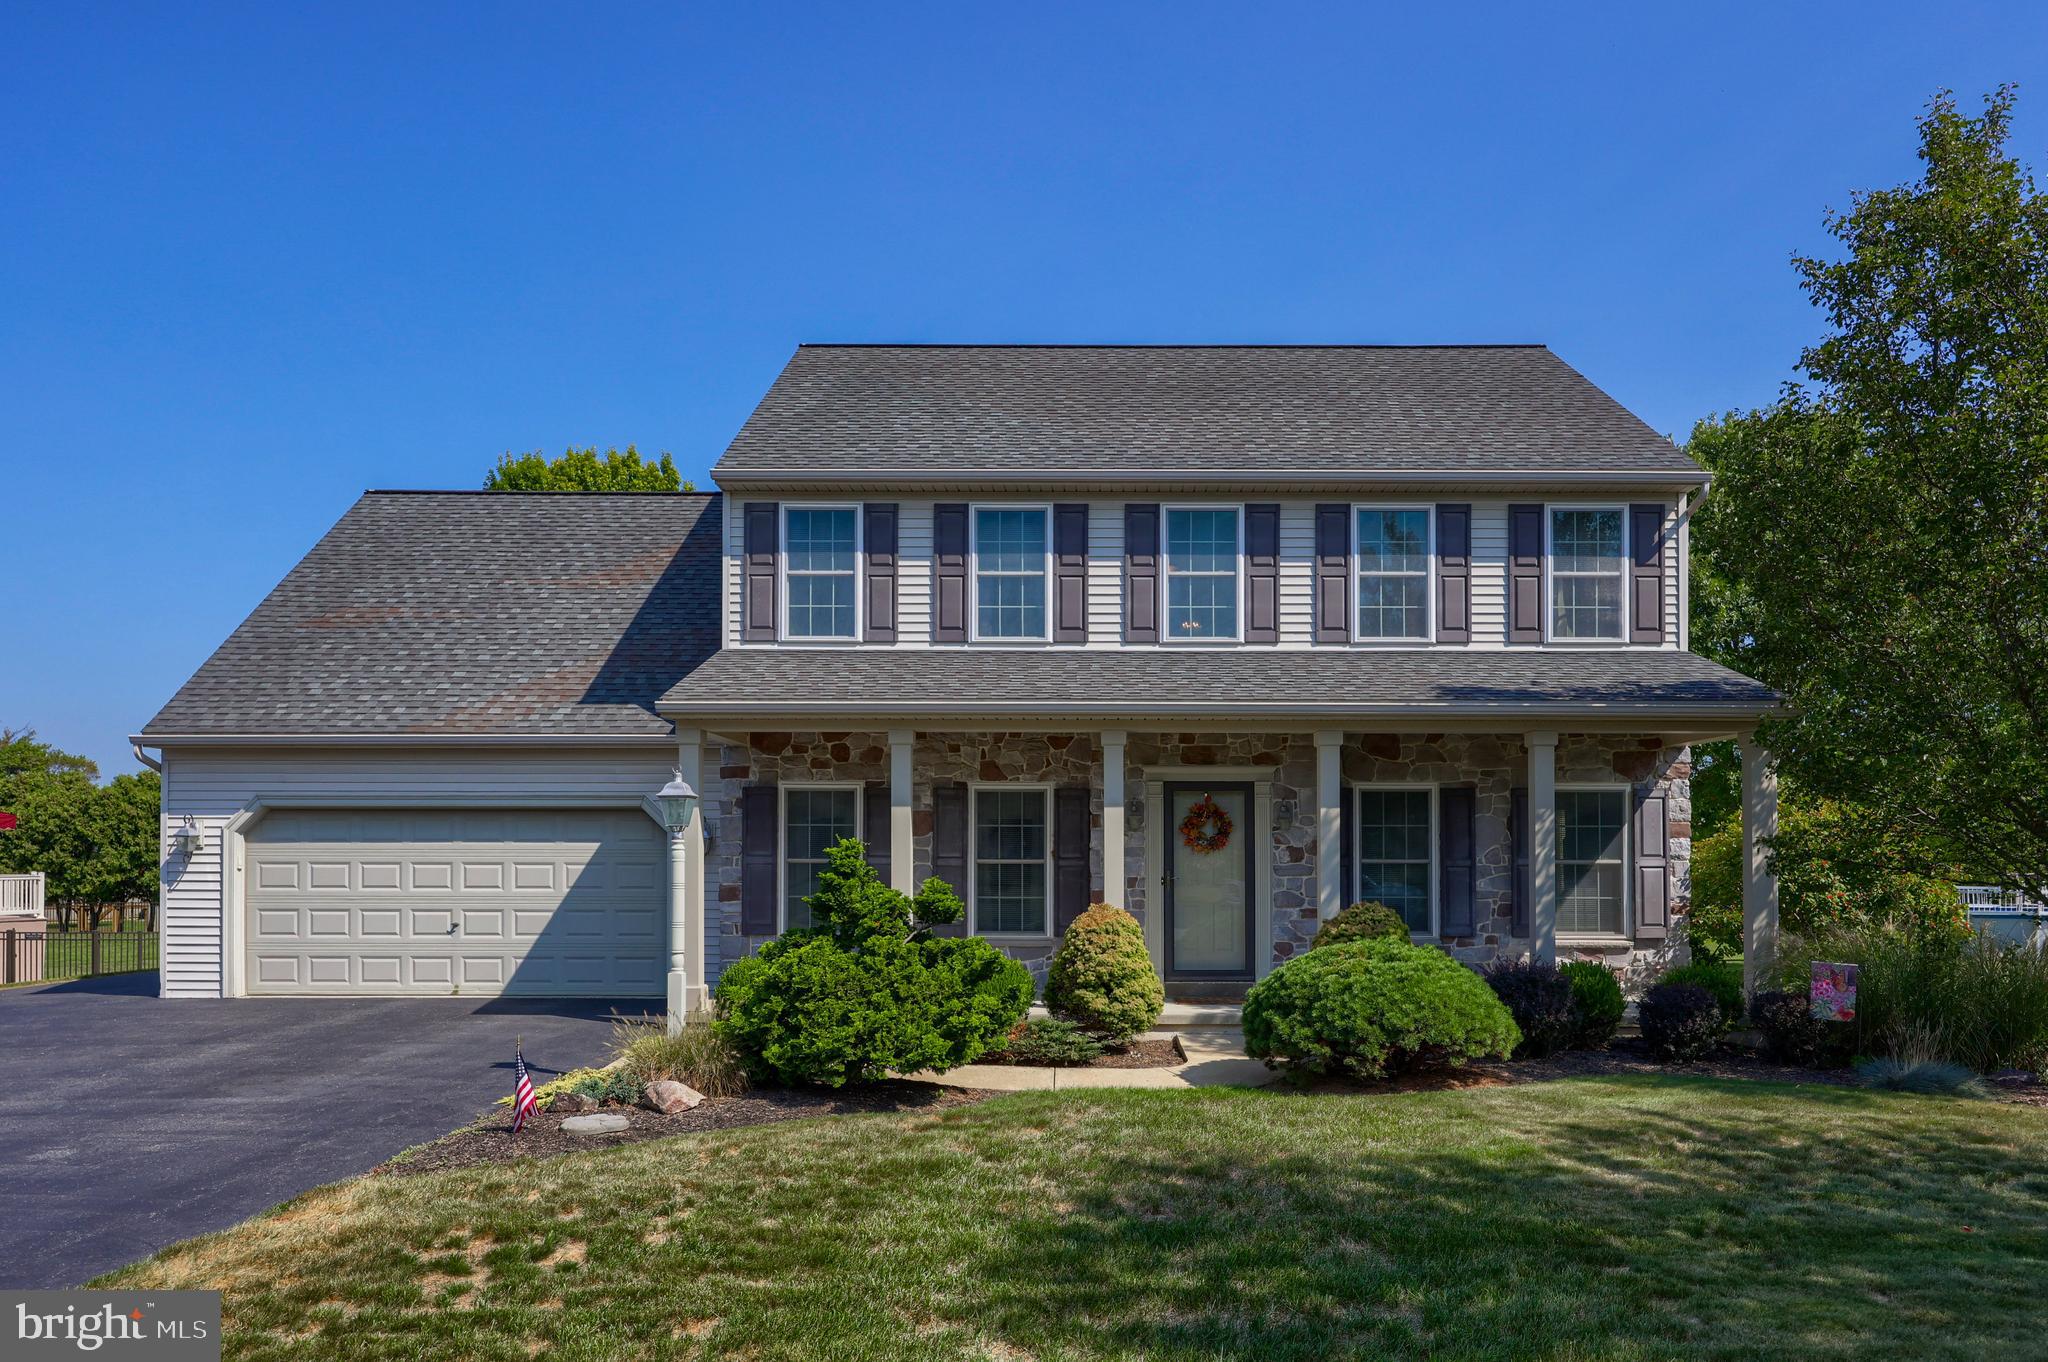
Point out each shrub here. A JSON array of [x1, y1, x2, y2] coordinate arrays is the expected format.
[[1045, 904, 1164, 1042], [569, 1066, 644, 1106], [1243, 937, 1520, 1080], [1638, 983, 1724, 1062], [1481, 958, 1577, 1058], [1659, 961, 1745, 1027], [1561, 961, 1626, 1048], [713, 839, 1034, 1086], [1855, 1055, 1987, 1097], [996, 1017, 1105, 1066], [1749, 988, 1836, 1067], [610, 1018, 749, 1098], [1310, 901, 1409, 950]]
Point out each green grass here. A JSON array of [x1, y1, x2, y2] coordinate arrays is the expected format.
[[99, 1078, 2048, 1360]]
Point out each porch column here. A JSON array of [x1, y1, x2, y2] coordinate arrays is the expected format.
[[669, 727, 708, 1030], [1527, 730, 1558, 964], [1315, 730, 1344, 920], [1101, 730, 1126, 908], [889, 729, 916, 895], [1740, 734, 1780, 999]]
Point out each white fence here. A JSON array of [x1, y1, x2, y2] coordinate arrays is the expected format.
[[1960, 884, 2048, 950], [0, 873, 46, 917]]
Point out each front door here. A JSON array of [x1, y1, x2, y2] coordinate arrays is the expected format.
[[1164, 783, 1253, 979]]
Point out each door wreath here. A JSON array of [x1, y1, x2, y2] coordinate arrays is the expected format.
[[1179, 794, 1234, 854]]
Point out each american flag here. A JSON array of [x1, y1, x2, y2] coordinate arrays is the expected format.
[[511, 1039, 537, 1133]]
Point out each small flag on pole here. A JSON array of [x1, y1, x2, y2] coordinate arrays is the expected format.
[[512, 1037, 538, 1133]]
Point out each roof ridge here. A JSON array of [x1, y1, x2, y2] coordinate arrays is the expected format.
[[359, 488, 719, 497], [795, 342, 1550, 350]]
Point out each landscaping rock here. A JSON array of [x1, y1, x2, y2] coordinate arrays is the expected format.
[[550, 1091, 596, 1113], [560, 1113, 630, 1135], [644, 1080, 705, 1114]]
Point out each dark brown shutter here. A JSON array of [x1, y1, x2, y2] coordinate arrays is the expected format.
[[863, 503, 898, 643], [1634, 788, 1670, 939], [1054, 786, 1090, 933], [743, 502, 779, 642], [932, 504, 968, 643], [1053, 503, 1089, 643], [741, 784, 778, 935], [1436, 503, 1471, 644], [928, 782, 968, 936], [1440, 784, 1477, 936], [1629, 503, 1666, 645], [1509, 787, 1531, 937], [1315, 504, 1351, 644], [1124, 504, 1160, 643], [863, 781, 891, 884], [1339, 788, 1356, 910], [1508, 504, 1544, 644], [1243, 503, 1281, 643]]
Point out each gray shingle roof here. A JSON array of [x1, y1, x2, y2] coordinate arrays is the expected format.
[[660, 648, 1777, 719], [712, 345, 1699, 483], [142, 492, 721, 740]]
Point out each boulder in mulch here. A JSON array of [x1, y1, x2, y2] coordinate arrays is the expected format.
[[644, 1080, 704, 1114], [560, 1113, 631, 1135]]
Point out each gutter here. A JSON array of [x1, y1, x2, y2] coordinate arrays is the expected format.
[[656, 698, 1778, 722], [131, 742, 163, 773], [129, 732, 678, 750], [713, 469, 1714, 492]]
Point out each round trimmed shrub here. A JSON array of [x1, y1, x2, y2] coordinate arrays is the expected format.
[[1045, 903, 1164, 1042], [1658, 961, 1745, 1027], [1310, 900, 1409, 950], [1750, 988, 1836, 1066], [1639, 983, 1723, 1062], [1481, 958, 1577, 1058], [1560, 961, 1626, 1048], [1243, 937, 1520, 1080]]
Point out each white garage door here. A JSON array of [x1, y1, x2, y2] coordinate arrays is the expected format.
[[245, 808, 664, 996]]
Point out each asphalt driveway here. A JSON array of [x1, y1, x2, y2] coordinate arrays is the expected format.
[[0, 973, 656, 1288]]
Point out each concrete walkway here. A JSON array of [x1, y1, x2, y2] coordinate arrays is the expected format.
[[914, 1026, 1275, 1091]]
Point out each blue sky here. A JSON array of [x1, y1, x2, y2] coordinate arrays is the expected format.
[[5, 3, 2044, 777]]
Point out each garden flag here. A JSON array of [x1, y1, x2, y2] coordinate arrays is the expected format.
[[512, 1038, 537, 1133]]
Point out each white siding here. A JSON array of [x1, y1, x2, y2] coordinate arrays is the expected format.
[[898, 500, 934, 641], [159, 747, 674, 998]]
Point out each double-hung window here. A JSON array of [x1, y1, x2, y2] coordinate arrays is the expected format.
[[1557, 789, 1628, 936], [784, 505, 859, 640], [1355, 506, 1432, 641], [782, 786, 860, 930], [972, 506, 1050, 640], [1163, 506, 1241, 641], [972, 787, 1051, 935], [1547, 507, 1625, 641], [1356, 787, 1434, 934]]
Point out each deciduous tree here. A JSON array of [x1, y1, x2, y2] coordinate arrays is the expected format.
[[483, 444, 691, 491]]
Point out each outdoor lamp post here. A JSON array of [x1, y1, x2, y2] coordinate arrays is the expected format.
[[655, 772, 699, 1032]]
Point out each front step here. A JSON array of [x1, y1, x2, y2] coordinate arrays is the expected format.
[[1029, 1000, 1244, 1031], [1164, 982, 1250, 1005]]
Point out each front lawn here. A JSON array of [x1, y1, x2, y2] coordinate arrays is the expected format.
[[102, 1077, 2048, 1360]]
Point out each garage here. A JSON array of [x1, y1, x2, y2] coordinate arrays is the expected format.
[[244, 808, 665, 997]]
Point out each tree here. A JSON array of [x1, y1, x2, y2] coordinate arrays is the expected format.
[[0, 729, 161, 930], [483, 444, 691, 492], [1689, 87, 2048, 904]]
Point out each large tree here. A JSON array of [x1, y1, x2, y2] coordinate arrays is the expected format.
[[0, 729, 161, 930], [1692, 87, 2048, 903], [483, 444, 691, 492]]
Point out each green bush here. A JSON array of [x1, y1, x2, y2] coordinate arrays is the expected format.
[[569, 1067, 644, 1106], [1659, 961, 1745, 1027], [610, 1018, 750, 1098], [1243, 937, 1520, 1080], [996, 1017, 1105, 1066], [1480, 959, 1576, 1058], [1639, 983, 1723, 1062], [1310, 901, 1409, 950], [714, 839, 1034, 1086], [1045, 903, 1164, 1042], [1560, 961, 1626, 1048], [1748, 988, 1837, 1067], [1855, 1054, 1987, 1097]]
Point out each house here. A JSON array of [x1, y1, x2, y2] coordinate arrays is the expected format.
[[137, 344, 1783, 1019]]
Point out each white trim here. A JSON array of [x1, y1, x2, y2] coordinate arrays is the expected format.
[[1351, 503, 1436, 643], [777, 782, 863, 932], [719, 469, 1713, 491], [780, 503, 862, 642], [135, 733, 677, 748], [968, 782, 1055, 939], [1352, 781, 1440, 937], [1160, 503, 1246, 644], [1543, 504, 1628, 644], [968, 503, 1054, 643], [1554, 782, 1632, 940]]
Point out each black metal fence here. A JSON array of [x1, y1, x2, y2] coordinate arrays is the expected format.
[[2, 928, 160, 985]]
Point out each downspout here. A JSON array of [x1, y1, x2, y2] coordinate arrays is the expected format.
[[132, 742, 163, 773]]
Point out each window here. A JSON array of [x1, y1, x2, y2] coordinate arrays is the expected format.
[[972, 506, 1050, 640], [1557, 789, 1628, 936], [1356, 788, 1434, 933], [1547, 507, 1625, 641], [972, 787, 1050, 935], [784, 505, 858, 639], [1163, 506, 1241, 641], [1355, 506, 1432, 640], [782, 786, 859, 930]]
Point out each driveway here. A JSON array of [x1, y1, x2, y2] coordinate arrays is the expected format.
[[0, 973, 657, 1288]]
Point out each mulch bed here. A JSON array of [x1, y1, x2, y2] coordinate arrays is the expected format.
[[977, 1036, 1186, 1069]]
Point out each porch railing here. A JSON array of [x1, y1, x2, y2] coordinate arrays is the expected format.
[[2, 928, 160, 986], [0, 873, 45, 917], [1958, 884, 2048, 911]]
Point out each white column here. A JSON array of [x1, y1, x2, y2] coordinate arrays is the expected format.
[[1527, 730, 1558, 964], [668, 728, 707, 1032], [1315, 730, 1344, 920], [889, 729, 915, 895], [1101, 730, 1127, 909], [1740, 734, 1780, 999]]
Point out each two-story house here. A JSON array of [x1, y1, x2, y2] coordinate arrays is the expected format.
[[139, 345, 1783, 1020]]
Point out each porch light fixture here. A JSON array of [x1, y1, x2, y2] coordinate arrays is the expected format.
[[655, 771, 700, 834], [175, 816, 204, 856]]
